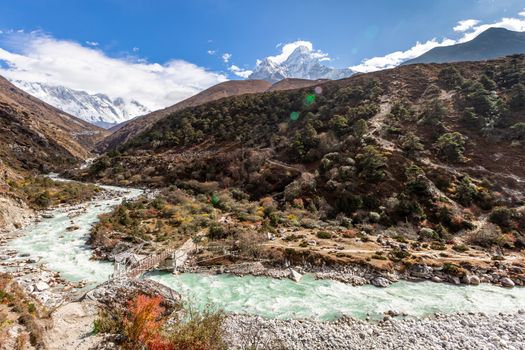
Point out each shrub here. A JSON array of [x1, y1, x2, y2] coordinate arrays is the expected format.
[[480, 74, 497, 91], [462, 107, 483, 128], [420, 99, 447, 126], [400, 132, 424, 157], [509, 83, 525, 110], [317, 231, 332, 239], [489, 206, 518, 229], [208, 223, 228, 240], [390, 99, 415, 121], [167, 306, 225, 350], [510, 122, 525, 140], [34, 191, 51, 208], [124, 295, 166, 347], [439, 67, 464, 89], [456, 177, 478, 206], [442, 263, 466, 277], [467, 223, 503, 248], [434, 132, 466, 162], [356, 145, 387, 182], [452, 244, 468, 252]]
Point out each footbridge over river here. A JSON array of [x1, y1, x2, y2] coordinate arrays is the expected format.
[[112, 236, 198, 279]]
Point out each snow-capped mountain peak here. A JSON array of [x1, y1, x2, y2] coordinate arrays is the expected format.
[[10, 80, 150, 128], [249, 45, 355, 82]]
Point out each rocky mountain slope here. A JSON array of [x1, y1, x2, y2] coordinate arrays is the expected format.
[[404, 28, 525, 65], [82, 55, 525, 252], [0, 75, 107, 172], [99, 78, 323, 152], [11, 80, 150, 128], [249, 45, 355, 82]]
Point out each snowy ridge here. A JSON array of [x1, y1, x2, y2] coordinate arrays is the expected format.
[[249, 45, 355, 82], [11, 80, 150, 128]]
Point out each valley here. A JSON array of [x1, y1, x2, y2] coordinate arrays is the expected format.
[[1, 26, 525, 349]]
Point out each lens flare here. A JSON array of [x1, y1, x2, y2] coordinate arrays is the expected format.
[[314, 86, 323, 95], [305, 94, 316, 106], [290, 111, 300, 121]]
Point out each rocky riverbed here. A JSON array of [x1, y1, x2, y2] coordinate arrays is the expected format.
[[223, 311, 525, 350]]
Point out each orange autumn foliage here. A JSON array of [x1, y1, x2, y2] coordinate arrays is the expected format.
[[124, 294, 170, 350]]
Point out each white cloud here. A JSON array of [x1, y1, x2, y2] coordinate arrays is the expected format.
[[222, 52, 232, 63], [519, 9, 525, 17], [453, 19, 480, 32], [457, 16, 525, 43], [266, 40, 330, 64], [207, 50, 216, 55], [229, 65, 253, 78], [351, 10, 525, 73], [132, 47, 139, 52], [0, 31, 227, 110], [350, 38, 455, 72], [85, 40, 99, 46]]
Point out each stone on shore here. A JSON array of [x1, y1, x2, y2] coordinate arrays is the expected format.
[[500, 277, 515, 288], [371, 277, 390, 288], [462, 275, 480, 285], [289, 268, 303, 282], [34, 281, 50, 291]]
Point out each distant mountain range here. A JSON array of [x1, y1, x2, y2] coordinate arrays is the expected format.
[[9, 28, 525, 130], [249, 45, 356, 83], [10, 80, 150, 129], [404, 28, 525, 65]]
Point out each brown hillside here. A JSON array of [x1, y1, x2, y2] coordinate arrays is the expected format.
[[0, 75, 107, 172], [99, 80, 273, 151], [100, 78, 330, 152], [268, 78, 329, 91]]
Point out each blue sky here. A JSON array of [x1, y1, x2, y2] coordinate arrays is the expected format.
[[0, 0, 524, 109]]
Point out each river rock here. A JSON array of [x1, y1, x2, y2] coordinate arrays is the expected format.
[[462, 275, 480, 285], [412, 264, 433, 278], [34, 281, 50, 292], [500, 277, 515, 288], [289, 268, 303, 283], [371, 277, 390, 288]]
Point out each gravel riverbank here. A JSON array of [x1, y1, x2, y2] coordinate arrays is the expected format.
[[224, 311, 525, 350]]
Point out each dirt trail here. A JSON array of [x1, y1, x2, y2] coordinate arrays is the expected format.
[[366, 101, 397, 152], [44, 301, 104, 350]]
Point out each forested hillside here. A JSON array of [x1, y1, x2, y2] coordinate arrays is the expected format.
[[82, 55, 525, 247]]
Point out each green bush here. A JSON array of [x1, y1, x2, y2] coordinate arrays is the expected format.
[[356, 145, 387, 182], [400, 132, 424, 157], [510, 122, 525, 140], [509, 83, 525, 110], [316, 231, 332, 239], [208, 223, 229, 240], [439, 67, 464, 89], [435, 132, 466, 162], [420, 99, 447, 126], [489, 206, 518, 229]]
